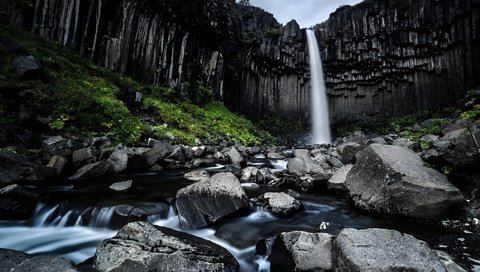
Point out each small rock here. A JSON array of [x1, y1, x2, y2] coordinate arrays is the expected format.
[[12, 55, 42, 79], [107, 149, 128, 174], [226, 147, 244, 165], [72, 148, 94, 168], [240, 166, 258, 182], [183, 170, 210, 182], [267, 152, 284, 159], [109, 180, 133, 192], [0, 184, 39, 220], [256, 167, 273, 184], [255, 236, 276, 256], [48, 155, 69, 175]]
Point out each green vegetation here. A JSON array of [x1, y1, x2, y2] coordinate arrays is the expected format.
[[0, 24, 273, 146]]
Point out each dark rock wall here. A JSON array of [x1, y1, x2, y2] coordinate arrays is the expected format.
[[223, 6, 311, 122], [2, 0, 237, 100], [318, 0, 480, 124], [2, 0, 480, 126]]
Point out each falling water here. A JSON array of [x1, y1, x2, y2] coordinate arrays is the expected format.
[[306, 29, 331, 144]]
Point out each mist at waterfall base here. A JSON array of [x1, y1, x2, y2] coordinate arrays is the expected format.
[[307, 29, 332, 145]]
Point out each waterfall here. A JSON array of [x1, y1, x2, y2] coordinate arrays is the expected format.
[[306, 29, 331, 144]]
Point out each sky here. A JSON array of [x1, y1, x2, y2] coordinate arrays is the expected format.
[[249, 0, 364, 28]]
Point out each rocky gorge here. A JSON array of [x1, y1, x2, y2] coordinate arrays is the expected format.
[[0, 0, 480, 271]]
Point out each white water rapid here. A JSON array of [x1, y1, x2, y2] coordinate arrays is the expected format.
[[306, 29, 331, 144]]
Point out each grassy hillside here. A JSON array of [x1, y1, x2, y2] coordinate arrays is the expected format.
[[0, 24, 274, 146]]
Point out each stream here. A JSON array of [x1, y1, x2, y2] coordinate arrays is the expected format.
[[0, 160, 479, 271]]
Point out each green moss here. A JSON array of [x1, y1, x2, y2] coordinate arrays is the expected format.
[[0, 24, 274, 146]]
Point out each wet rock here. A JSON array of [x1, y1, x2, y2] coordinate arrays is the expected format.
[[167, 146, 185, 163], [346, 144, 464, 219], [0, 184, 39, 220], [191, 158, 216, 168], [271, 231, 333, 272], [27, 165, 58, 181], [107, 149, 128, 174], [333, 228, 453, 271], [327, 164, 353, 192], [326, 155, 344, 168], [433, 250, 468, 272], [144, 142, 174, 166], [293, 149, 323, 174], [0, 150, 35, 182], [109, 180, 133, 192], [72, 148, 94, 168], [12, 55, 42, 79], [213, 151, 226, 161], [42, 136, 69, 155], [94, 222, 238, 272], [240, 166, 258, 182], [262, 192, 303, 217], [267, 152, 284, 159], [176, 172, 250, 229], [255, 236, 276, 256], [247, 146, 261, 155], [226, 147, 244, 165], [48, 155, 69, 175], [10, 255, 79, 272], [287, 158, 307, 175], [256, 167, 274, 184], [0, 248, 30, 271], [183, 170, 210, 182], [337, 142, 363, 163], [69, 161, 110, 181], [225, 164, 242, 178]]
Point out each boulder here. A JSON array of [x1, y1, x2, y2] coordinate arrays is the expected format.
[[167, 146, 186, 163], [240, 166, 258, 182], [69, 161, 110, 180], [0, 150, 35, 183], [287, 158, 307, 175], [267, 152, 284, 159], [255, 236, 276, 256], [109, 180, 133, 192], [183, 170, 210, 182], [12, 55, 42, 79], [226, 147, 244, 165], [11, 255, 79, 272], [176, 172, 249, 229], [271, 231, 333, 272], [48, 155, 69, 175], [42, 136, 69, 155], [327, 164, 353, 192], [346, 144, 464, 219], [256, 167, 274, 184], [0, 184, 39, 220], [0, 248, 30, 271], [72, 148, 94, 168], [107, 149, 129, 174], [433, 250, 468, 272], [326, 155, 344, 168], [293, 150, 323, 174], [144, 142, 174, 166], [224, 164, 242, 178], [94, 221, 239, 272], [191, 158, 216, 168], [333, 228, 454, 272], [337, 142, 363, 163], [262, 192, 303, 217]]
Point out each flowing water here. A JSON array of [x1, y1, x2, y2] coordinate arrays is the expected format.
[[0, 162, 478, 271], [306, 29, 331, 145]]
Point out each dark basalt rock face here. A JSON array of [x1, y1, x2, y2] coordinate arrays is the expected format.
[[318, 0, 480, 124], [2, 0, 479, 126]]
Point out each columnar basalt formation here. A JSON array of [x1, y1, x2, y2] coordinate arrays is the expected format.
[[318, 0, 480, 124], [1, 0, 479, 126]]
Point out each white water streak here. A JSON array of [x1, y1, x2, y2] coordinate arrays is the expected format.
[[306, 30, 331, 144]]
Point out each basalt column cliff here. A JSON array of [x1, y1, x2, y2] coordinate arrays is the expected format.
[[318, 0, 480, 124], [1, 0, 479, 125]]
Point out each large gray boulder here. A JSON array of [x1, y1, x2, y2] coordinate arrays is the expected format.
[[69, 161, 110, 180], [0, 150, 35, 183], [333, 228, 454, 272], [183, 170, 210, 182], [144, 142, 174, 166], [327, 164, 353, 192], [345, 144, 464, 219], [94, 221, 239, 272], [226, 147, 244, 165], [0, 184, 39, 220], [0, 249, 79, 272], [271, 231, 333, 272], [107, 149, 129, 174], [287, 149, 323, 175], [262, 192, 303, 217], [176, 172, 250, 229], [337, 142, 364, 163]]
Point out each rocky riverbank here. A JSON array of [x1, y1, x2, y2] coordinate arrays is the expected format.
[[1, 97, 479, 270]]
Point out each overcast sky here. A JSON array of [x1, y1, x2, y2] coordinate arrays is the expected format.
[[249, 0, 364, 28]]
